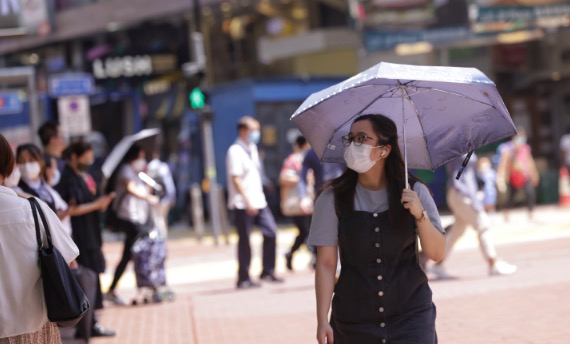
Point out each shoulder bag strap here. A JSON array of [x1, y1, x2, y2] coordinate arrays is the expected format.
[[28, 197, 53, 250]]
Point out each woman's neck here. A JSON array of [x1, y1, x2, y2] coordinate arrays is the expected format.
[[358, 167, 386, 190], [69, 163, 80, 174]]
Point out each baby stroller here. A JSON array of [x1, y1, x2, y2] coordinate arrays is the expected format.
[[130, 183, 176, 305]]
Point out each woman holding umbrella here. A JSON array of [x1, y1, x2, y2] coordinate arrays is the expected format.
[[105, 144, 159, 304], [309, 114, 446, 344]]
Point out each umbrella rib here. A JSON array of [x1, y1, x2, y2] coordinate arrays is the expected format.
[[329, 86, 400, 138], [401, 85, 435, 171], [407, 86, 498, 108]]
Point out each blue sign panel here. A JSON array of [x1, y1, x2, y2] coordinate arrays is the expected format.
[[0, 91, 23, 115], [49, 74, 94, 97]]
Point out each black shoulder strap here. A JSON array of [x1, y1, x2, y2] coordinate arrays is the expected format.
[[28, 197, 53, 250]]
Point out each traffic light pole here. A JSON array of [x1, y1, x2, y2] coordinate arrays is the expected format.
[[199, 107, 224, 245], [187, 0, 224, 244]]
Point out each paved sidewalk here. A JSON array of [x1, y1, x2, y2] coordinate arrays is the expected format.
[[61, 205, 570, 343]]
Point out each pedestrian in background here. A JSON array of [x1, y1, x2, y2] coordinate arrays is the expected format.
[[13, 144, 70, 219], [37, 121, 66, 186], [147, 151, 177, 237], [280, 135, 313, 271], [0, 133, 79, 344], [559, 125, 570, 171], [56, 141, 116, 338], [477, 156, 498, 213], [310, 114, 445, 344], [226, 116, 283, 289], [430, 153, 517, 280], [299, 148, 345, 270], [496, 127, 540, 221], [13, 143, 110, 341], [105, 145, 158, 304]]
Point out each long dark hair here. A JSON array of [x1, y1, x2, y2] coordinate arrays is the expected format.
[[0, 133, 15, 179], [332, 114, 418, 228]]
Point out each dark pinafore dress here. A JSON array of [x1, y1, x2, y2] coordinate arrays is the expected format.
[[330, 198, 437, 343]]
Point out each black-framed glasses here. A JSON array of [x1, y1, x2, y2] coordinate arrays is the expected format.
[[341, 134, 375, 147]]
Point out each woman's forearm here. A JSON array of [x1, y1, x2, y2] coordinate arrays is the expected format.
[[68, 201, 101, 216], [417, 221, 446, 262], [315, 254, 337, 324]]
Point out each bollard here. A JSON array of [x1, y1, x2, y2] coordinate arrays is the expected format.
[[217, 186, 230, 245], [190, 183, 205, 240], [559, 167, 570, 207]]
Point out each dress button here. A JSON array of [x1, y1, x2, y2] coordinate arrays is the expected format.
[[382, 339, 387, 343], [375, 227, 380, 232], [377, 275, 383, 280], [379, 307, 384, 312], [378, 291, 384, 296], [380, 322, 386, 327], [373, 213, 378, 217], [376, 258, 382, 263], [375, 243, 380, 248]]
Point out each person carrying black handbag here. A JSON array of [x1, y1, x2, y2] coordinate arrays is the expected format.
[[0, 133, 79, 344]]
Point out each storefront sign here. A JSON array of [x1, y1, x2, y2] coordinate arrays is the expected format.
[[57, 96, 92, 136], [364, 27, 470, 51], [0, 91, 22, 115], [92, 54, 177, 79], [356, 0, 471, 52], [49, 74, 94, 97], [473, 2, 570, 33]]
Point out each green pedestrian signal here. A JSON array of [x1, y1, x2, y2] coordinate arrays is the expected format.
[[189, 87, 205, 109]]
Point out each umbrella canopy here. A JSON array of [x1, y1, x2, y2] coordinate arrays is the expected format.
[[101, 128, 160, 178], [291, 62, 517, 175]]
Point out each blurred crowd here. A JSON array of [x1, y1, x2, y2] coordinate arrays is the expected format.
[[0, 121, 176, 343]]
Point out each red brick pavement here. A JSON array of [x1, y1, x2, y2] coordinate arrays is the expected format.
[[61, 205, 570, 344]]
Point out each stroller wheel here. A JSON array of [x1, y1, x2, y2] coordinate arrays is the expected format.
[[164, 290, 176, 301], [131, 299, 138, 306], [152, 291, 164, 303]]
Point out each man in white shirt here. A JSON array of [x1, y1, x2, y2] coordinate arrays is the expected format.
[[226, 116, 284, 288]]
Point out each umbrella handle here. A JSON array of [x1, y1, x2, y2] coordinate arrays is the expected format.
[[455, 151, 474, 180]]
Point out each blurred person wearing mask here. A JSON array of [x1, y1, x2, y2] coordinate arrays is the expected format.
[[226, 116, 284, 289], [105, 144, 159, 304], [496, 127, 540, 221], [37, 121, 66, 187], [14, 144, 70, 220], [55, 141, 116, 338], [147, 150, 177, 237], [0, 133, 79, 344]]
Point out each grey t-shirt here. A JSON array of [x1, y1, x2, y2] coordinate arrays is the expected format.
[[114, 164, 151, 225], [308, 182, 445, 247]]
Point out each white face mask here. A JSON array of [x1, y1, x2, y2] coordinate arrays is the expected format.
[[132, 158, 147, 172], [4, 167, 21, 187], [49, 168, 61, 186], [20, 162, 42, 182], [344, 143, 381, 173]]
